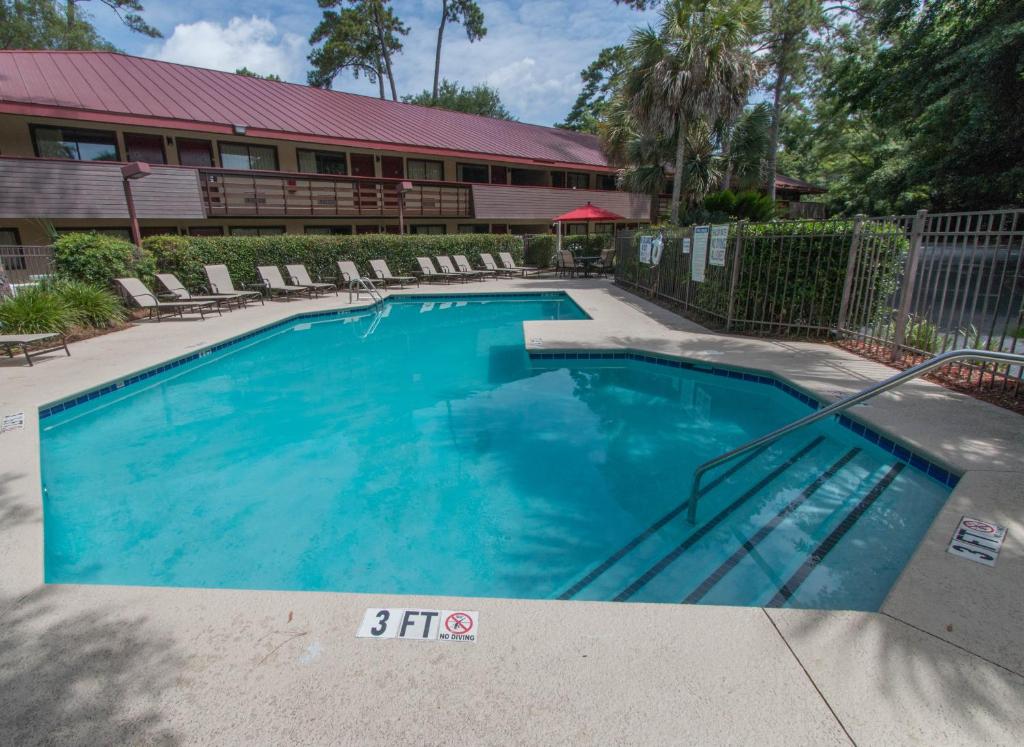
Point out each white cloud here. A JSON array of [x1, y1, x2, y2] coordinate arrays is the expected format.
[[147, 16, 308, 83]]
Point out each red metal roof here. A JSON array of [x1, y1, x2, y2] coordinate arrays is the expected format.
[[552, 202, 625, 222], [0, 51, 611, 170]]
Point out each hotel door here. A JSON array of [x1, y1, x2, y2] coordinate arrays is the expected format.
[[349, 153, 375, 177]]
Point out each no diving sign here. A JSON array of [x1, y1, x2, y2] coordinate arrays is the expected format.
[[947, 516, 1007, 567], [357, 609, 478, 643]]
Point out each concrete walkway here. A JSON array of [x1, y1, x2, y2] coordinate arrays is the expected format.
[[1, 277, 1021, 744]]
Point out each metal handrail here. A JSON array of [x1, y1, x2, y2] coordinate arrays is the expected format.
[[686, 349, 1024, 525], [347, 276, 383, 304]]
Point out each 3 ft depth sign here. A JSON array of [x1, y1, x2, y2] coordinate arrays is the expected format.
[[357, 608, 478, 642]]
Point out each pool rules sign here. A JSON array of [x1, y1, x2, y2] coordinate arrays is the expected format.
[[357, 609, 478, 642]]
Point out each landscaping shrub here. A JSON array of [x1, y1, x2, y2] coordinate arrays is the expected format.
[[49, 280, 127, 328], [0, 286, 76, 334], [53, 232, 155, 288], [523, 233, 612, 268], [733, 190, 776, 222], [144, 233, 525, 292], [703, 189, 737, 215]]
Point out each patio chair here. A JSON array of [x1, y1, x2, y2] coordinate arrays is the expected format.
[[256, 266, 312, 301], [0, 328, 70, 366], [336, 260, 379, 288], [286, 264, 337, 296], [479, 253, 517, 277], [203, 265, 265, 305], [115, 277, 218, 321], [453, 255, 496, 280], [556, 249, 584, 278], [499, 252, 542, 277], [155, 273, 249, 309], [415, 257, 455, 284], [434, 256, 476, 282], [369, 259, 419, 288], [590, 247, 616, 277]]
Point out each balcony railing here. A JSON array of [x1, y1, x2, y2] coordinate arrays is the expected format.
[[198, 168, 473, 219]]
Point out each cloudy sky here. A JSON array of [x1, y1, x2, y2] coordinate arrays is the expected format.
[[88, 1, 659, 127]]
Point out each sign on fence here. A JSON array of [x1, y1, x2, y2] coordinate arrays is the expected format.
[[709, 225, 729, 266], [691, 226, 709, 282], [639, 235, 652, 264]]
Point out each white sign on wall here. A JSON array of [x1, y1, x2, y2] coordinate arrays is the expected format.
[[691, 226, 710, 282], [682, 238, 691, 254], [709, 224, 729, 266]]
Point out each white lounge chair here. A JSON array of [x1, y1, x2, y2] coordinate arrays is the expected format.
[[155, 273, 249, 309], [286, 264, 337, 296], [203, 264, 265, 305], [0, 330, 70, 366], [453, 254, 495, 280], [415, 257, 455, 284], [115, 277, 218, 321], [499, 252, 542, 276], [257, 266, 311, 301], [434, 256, 475, 282], [480, 253, 517, 277], [370, 259, 418, 288]]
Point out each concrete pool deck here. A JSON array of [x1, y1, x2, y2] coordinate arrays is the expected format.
[[1, 277, 1021, 744]]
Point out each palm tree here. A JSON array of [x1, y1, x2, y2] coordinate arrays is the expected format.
[[619, 0, 762, 223]]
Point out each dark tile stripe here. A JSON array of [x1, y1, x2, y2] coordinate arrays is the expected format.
[[768, 461, 906, 606], [614, 436, 826, 602], [558, 445, 769, 601], [682, 448, 861, 604]]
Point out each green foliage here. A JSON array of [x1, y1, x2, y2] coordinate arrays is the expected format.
[[402, 79, 514, 120], [522, 234, 612, 268], [0, 286, 75, 333], [234, 67, 282, 82], [47, 279, 127, 328], [557, 45, 628, 133], [432, 1, 487, 102], [143, 234, 525, 292], [1, 0, 159, 50], [307, 1, 407, 99], [733, 190, 775, 221], [703, 189, 736, 215], [53, 232, 154, 288]]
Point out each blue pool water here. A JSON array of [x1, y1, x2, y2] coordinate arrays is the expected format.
[[40, 293, 952, 609]]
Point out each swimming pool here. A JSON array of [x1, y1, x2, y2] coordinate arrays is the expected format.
[[40, 293, 953, 609]]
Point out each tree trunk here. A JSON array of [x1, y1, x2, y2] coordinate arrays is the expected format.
[[371, 3, 399, 101], [719, 127, 734, 191], [65, 0, 77, 49], [376, 65, 386, 99], [433, 1, 447, 101], [766, 62, 787, 202], [670, 118, 687, 225]]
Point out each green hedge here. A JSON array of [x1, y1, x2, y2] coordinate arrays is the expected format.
[[523, 234, 612, 268], [53, 232, 156, 288], [143, 234, 525, 291]]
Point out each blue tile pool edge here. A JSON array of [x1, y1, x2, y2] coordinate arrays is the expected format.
[[528, 348, 961, 490], [38, 291, 585, 420]]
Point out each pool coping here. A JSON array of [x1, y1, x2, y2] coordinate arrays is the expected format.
[[1, 278, 1021, 743]]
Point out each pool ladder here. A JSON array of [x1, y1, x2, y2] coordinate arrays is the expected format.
[[347, 277, 384, 305], [687, 349, 1024, 525]]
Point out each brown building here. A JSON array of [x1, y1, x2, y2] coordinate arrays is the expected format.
[[0, 51, 654, 247]]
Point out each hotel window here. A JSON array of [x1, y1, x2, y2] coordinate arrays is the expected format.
[[229, 226, 285, 236], [32, 125, 118, 161], [124, 133, 166, 164], [594, 223, 614, 234], [306, 225, 352, 235], [598, 174, 617, 191], [298, 149, 348, 176], [406, 159, 444, 181], [219, 142, 279, 171], [0, 228, 24, 271], [510, 168, 546, 187], [0, 228, 20, 246], [140, 226, 178, 238], [490, 165, 507, 184], [566, 223, 588, 236], [410, 224, 445, 235], [457, 163, 489, 183], [567, 173, 590, 189], [56, 227, 131, 239], [178, 139, 215, 167], [458, 224, 488, 234], [551, 172, 565, 188], [188, 226, 224, 236]]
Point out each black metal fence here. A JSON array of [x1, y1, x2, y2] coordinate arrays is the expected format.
[[615, 209, 1024, 399]]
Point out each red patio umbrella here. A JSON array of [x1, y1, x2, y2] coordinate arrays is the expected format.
[[552, 202, 625, 223], [552, 202, 625, 255]]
